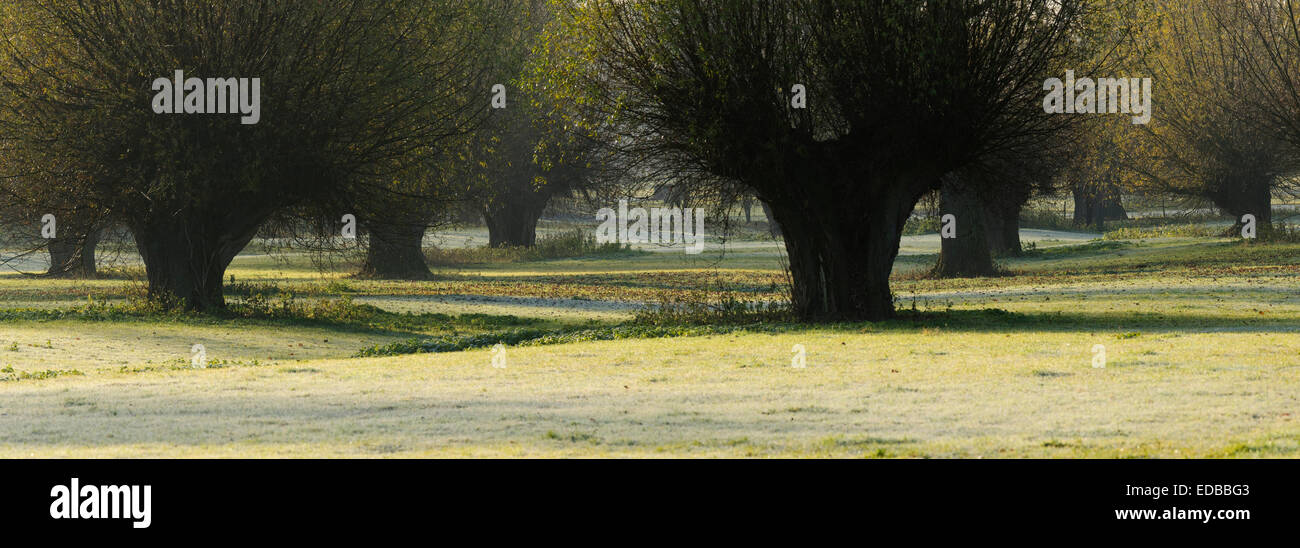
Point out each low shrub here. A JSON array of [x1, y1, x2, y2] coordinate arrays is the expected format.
[[1103, 224, 1218, 240], [632, 296, 794, 326]]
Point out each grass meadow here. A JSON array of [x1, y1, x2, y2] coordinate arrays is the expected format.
[[2, 215, 1298, 458]]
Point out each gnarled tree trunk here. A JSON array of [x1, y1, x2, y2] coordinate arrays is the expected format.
[[132, 215, 261, 311], [1213, 175, 1272, 235], [362, 221, 431, 279], [768, 181, 922, 322], [760, 200, 781, 238], [983, 200, 1022, 257], [483, 200, 545, 248], [982, 185, 1029, 258], [1073, 185, 1127, 231], [47, 228, 100, 278], [1100, 197, 1128, 222]]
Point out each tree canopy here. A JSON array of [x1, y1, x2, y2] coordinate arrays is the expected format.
[[0, 0, 513, 308]]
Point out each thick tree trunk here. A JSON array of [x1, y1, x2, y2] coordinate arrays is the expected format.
[[1214, 176, 1272, 234], [768, 185, 918, 322], [483, 201, 544, 248], [46, 228, 100, 278], [1072, 185, 1109, 231], [933, 177, 996, 278], [362, 221, 431, 279], [983, 199, 1023, 257], [981, 184, 1028, 257], [1100, 196, 1128, 221], [1071, 186, 1094, 230], [132, 217, 259, 311], [1102, 199, 1123, 222]]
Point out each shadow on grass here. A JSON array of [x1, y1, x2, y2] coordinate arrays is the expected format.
[[652, 308, 1299, 338], [878, 308, 1299, 333], [355, 306, 1300, 358], [0, 303, 549, 340], [901, 284, 1300, 302], [901, 240, 1300, 279]]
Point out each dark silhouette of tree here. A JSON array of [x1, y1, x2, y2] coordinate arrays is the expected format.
[[933, 0, 1142, 275], [932, 152, 1064, 277], [1222, 0, 1300, 168], [554, 0, 1088, 320], [0, 0, 510, 308], [471, 107, 596, 248], [463, 1, 613, 249], [0, 160, 108, 277]]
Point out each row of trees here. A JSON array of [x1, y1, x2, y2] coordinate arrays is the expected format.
[[552, 0, 1300, 319], [549, 0, 1108, 319], [3, 0, 1300, 322], [864, 0, 1300, 280], [0, 0, 597, 293]]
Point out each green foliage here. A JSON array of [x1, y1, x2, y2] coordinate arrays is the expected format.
[[1103, 225, 1218, 240], [1018, 209, 1078, 231], [901, 216, 942, 236], [1253, 224, 1300, 243], [0, 0, 518, 310], [0, 365, 84, 382], [225, 281, 289, 298], [0, 291, 541, 338], [632, 296, 794, 326], [355, 307, 1064, 359], [116, 358, 267, 375], [228, 294, 370, 323]]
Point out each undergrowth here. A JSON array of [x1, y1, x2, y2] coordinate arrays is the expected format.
[[425, 229, 637, 265]]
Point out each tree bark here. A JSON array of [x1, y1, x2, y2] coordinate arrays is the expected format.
[[1213, 175, 1272, 234], [1071, 185, 1113, 231], [132, 216, 260, 311], [982, 186, 1028, 257], [483, 200, 545, 248], [1074, 186, 1126, 231], [933, 177, 997, 278], [768, 184, 918, 322], [983, 199, 1022, 257], [362, 221, 431, 279], [1071, 185, 1094, 230], [1100, 196, 1128, 221], [46, 228, 100, 278]]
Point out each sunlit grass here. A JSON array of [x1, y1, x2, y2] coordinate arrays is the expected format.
[[1, 233, 1298, 457]]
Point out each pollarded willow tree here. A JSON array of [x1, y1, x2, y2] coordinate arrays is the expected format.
[[0, 0, 510, 309], [553, 0, 1091, 320], [1222, 0, 1300, 194], [934, 0, 1143, 276], [470, 109, 594, 248], [462, 0, 619, 249], [348, 1, 534, 277], [0, 2, 108, 278], [932, 143, 1070, 278], [0, 161, 109, 278], [1125, 0, 1298, 231]]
